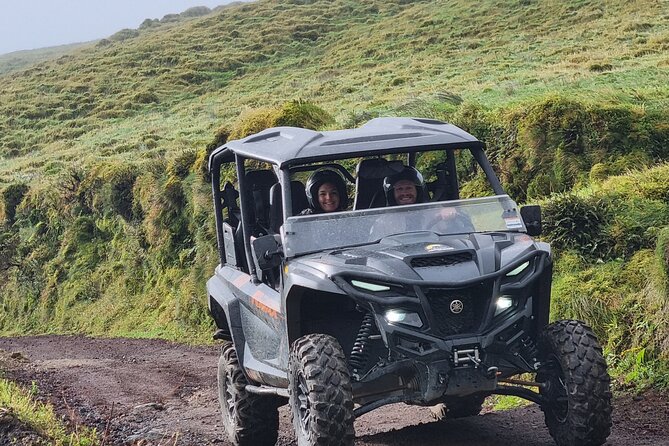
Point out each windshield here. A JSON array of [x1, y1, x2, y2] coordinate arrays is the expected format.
[[282, 195, 525, 257]]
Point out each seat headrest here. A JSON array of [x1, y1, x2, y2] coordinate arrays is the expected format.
[[269, 180, 309, 233], [246, 169, 278, 187], [356, 158, 404, 179]]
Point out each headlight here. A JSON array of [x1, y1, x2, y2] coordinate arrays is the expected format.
[[495, 295, 514, 315], [351, 280, 390, 292], [384, 309, 423, 328]]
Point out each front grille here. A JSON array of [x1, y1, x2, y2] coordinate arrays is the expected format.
[[424, 285, 490, 337], [410, 252, 472, 268]]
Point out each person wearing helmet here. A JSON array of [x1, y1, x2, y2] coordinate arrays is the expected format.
[[372, 165, 473, 236], [383, 166, 425, 206], [302, 169, 349, 214]]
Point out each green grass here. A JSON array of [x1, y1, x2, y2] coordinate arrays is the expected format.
[[0, 375, 98, 445], [1, 0, 669, 184], [0, 0, 668, 389], [546, 165, 669, 388], [486, 394, 531, 411]]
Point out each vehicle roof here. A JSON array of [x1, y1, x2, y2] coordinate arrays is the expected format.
[[209, 117, 484, 169]]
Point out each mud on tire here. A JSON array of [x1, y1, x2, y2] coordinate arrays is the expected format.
[[289, 333, 355, 446], [429, 394, 486, 420], [537, 320, 612, 446], [217, 343, 280, 446]]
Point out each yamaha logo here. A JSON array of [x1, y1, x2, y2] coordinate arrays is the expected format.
[[450, 299, 464, 314]]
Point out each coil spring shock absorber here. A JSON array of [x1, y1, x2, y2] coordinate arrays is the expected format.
[[521, 335, 540, 369], [349, 312, 375, 378]]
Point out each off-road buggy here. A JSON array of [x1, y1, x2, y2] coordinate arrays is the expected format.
[[207, 118, 612, 446]]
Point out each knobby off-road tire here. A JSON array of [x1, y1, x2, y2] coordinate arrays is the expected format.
[[217, 343, 280, 446], [429, 394, 486, 420], [537, 320, 612, 446], [288, 333, 355, 446]]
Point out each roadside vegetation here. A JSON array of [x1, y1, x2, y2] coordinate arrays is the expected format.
[[0, 0, 667, 390], [0, 354, 98, 445]]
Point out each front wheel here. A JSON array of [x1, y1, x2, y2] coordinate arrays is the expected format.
[[289, 333, 355, 446], [217, 343, 280, 446], [537, 320, 612, 446]]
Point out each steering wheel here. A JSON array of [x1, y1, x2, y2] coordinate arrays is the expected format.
[[424, 208, 475, 233]]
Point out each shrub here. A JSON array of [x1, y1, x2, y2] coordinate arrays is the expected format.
[[450, 95, 669, 200], [139, 18, 159, 29], [78, 163, 139, 221], [606, 197, 669, 258], [15, 185, 65, 232], [168, 150, 197, 179], [542, 193, 610, 258], [0, 183, 29, 224], [517, 95, 587, 157], [551, 261, 619, 341], [459, 174, 494, 198], [274, 99, 334, 129], [110, 28, 140, 42], [69, 216, 98, 245], [108, 167, 139, 221], [228, 107, 281, 140], [589, 163, 609, 183], [181, 6, 211, 17]]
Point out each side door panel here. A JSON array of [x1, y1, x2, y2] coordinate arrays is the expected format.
[[216, 266, 288, 386]]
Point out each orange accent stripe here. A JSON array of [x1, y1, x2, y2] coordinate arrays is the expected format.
[[251, 291, 279, 319]]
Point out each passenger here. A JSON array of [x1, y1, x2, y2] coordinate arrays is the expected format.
[[383, 166, 426, 206], [302, 169, 349, 214]]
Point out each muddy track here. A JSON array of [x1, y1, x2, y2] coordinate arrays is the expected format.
[[1, 336, 668, 445]]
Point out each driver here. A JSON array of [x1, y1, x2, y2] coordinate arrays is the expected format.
[[374, 165, 472, 235], [383, 166, 426, 206], [302, 169, 349, 214]]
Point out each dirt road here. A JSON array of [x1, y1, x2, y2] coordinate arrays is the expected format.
[[1, 335, 667, 445]]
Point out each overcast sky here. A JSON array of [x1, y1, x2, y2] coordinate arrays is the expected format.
[[0, 1, 246, 55]]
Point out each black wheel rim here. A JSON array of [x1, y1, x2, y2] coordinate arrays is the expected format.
[[541, 354, 569, 423], [295, 371, 311, 434]]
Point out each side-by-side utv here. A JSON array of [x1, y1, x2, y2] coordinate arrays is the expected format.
[[206, 118, 612, 446]]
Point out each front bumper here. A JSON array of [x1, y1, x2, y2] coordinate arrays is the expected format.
[[333, 251, 552, 401]]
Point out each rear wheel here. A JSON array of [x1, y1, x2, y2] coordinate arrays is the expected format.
[[537, 320, 612, 446], [218, 343, 280, 446], [429, 394, 485, 420], [288, 333, 355, 446]]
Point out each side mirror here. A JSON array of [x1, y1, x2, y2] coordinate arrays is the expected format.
[[520, 205, 542, 237], [251, 234, 283, 271]]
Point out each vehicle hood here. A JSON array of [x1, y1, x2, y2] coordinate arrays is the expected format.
[[289, 231, 550, 283]]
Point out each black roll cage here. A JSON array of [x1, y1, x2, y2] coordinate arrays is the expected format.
[[209, 145, 504, 283]]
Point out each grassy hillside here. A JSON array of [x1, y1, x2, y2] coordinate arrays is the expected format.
[[0, 43, 95, 76], [1, 0, 668, 183], [0, 0, 668, 388], [0, 4, 231, 77]]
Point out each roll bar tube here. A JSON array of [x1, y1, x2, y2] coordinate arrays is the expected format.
[[235, 154, 259, 282], [211, 153, 226, 266]]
